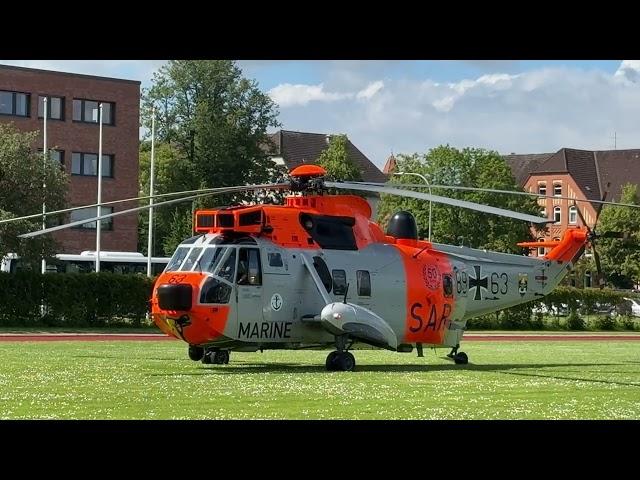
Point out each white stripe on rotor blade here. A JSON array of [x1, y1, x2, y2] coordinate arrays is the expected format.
[[327, 182, 549, 224]]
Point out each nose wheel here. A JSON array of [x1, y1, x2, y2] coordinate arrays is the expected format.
[[325, 351, 356, 371], [202, 349, 230, 365]]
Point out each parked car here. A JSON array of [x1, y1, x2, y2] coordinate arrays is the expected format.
[[532, 303, 569, 316], [612, 298, 640, 318]]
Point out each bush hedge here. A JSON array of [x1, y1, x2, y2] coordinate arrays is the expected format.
[[0, 272, 154, 327], [0, 273, 638, 330]]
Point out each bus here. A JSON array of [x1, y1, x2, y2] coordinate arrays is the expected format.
[[1, 251, 170, 275]]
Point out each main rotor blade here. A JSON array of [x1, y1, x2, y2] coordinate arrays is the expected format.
[[592, 246, 605, 288], [0, 185, 255, 225], [19, 183, 289, 239], [326, 182, 550, 225], [354, 182, 640, 210], [572, 200, 589, 228]]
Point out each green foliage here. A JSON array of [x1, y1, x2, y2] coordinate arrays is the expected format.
[[588, 315, 615, 331], [0, 124, 69, 265], [566, 310, 586, 331], [596, 183, 640, 288], [139, 61, 281, 255], [377, 146, 540, 251], [0, 272, 153, 327], [317, 134, 361, 181]]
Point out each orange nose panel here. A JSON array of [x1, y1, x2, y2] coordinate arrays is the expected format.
[[151, 271, 231, 345], [152, 306, 230, 345]]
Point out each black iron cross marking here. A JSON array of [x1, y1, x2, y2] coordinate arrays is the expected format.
[[469, 265, 488, 300]]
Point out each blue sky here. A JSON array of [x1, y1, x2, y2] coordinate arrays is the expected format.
[[1, 60, 638, 168]]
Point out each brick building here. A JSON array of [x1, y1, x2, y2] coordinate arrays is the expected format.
[[506, 148, 640, 256], [0, 64, 140, 253]]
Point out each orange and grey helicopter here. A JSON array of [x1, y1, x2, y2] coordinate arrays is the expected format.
[[19, 164, 636, 371]]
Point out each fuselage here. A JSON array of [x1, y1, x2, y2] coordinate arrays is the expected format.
[[151, 194, 588, 353]]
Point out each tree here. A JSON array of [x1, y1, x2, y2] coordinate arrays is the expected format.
[[0, 123, 69, 266], [596, 183, 640, 288], [377, 146, 540, 253], [317, 134, 361, 181], [139, 61, 281, 255]]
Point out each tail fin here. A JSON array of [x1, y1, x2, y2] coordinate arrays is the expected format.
[[518, 228, 589, 264]]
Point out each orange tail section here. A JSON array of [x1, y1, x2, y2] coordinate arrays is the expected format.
[[518, 228, 589, 263]]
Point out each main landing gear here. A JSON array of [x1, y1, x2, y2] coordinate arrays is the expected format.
[[190, 346, 230, 365], [326, 336, 356, 371], [446, 344, 469, 365]]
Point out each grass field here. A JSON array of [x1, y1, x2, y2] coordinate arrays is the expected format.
[[1, 340, 639, 419]]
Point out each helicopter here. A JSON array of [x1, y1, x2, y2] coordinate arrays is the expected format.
[[18, 164, 637, 371]]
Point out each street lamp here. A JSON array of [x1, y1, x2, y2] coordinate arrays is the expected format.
[[393, 171, 432, 242]]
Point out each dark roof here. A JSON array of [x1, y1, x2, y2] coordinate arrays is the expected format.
[[0, 64, 141, 85], [267, 130, 387, 183], [504, 153, 553, 186], [507, 147, 640, 204], [593, 149, 640, 202]]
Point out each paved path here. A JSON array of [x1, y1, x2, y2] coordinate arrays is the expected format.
[[0, 333, 639, 342]]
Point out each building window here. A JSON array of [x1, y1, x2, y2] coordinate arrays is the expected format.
[[38, 95, 64, 120], [356, 270, 371, 297], [71, 152, 113, 177], [70, 206, 114, 230], [38, 149, 65, 166], [0, 90, 30, 117], [538, 182, 546, 196], [538, 238, 546, 256], [72, 99, 115, 125], [553, 206, 561, 224], [569, 206, 578, 224], [553, 182, 562, 196]]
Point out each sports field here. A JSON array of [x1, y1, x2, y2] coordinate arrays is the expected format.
[[1, 338, 638, 419]]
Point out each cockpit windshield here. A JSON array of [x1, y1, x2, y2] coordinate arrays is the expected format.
[[166, 244, 239, 277]]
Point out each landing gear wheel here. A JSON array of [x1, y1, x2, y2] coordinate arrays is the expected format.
[[325, 351, 340, 371], [188, 346, 204, 361], [202, 351, 213, 364], [454, 352, 468, 365], [214, 351, 230, 364], [336, 351, 356, 371]]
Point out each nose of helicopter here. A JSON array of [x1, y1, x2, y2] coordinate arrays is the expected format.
[[151, 272, 231, 345]]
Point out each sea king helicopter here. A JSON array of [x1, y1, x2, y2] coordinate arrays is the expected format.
[[19, 164, 637, 371]]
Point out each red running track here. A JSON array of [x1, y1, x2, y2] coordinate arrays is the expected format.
[[0, 333, 639, 342]]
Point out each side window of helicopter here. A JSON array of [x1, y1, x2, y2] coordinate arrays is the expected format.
[[356, 270, 371, 297], [443, 274, 454, 298], [237, 248, 262, 286], [332, 270, 347, 296], [268, 252, 283, 267], [312, 256, 332, 293]]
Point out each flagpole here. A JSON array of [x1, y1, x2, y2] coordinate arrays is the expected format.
[[41, 97, 48, 274], [146, 106, 156, 277], [96, 103, 103, 273]]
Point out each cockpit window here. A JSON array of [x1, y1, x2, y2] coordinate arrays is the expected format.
[[199, 247, 227, 273], [166, 247, 190, 271], [216, 249, 236, 282], [180, 247, 202, 271], [200, 277, 232, 304]]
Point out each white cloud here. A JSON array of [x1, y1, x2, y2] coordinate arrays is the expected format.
[[268, 83, 352, 107], [356, 80, 384, 100], [275, 61, 640, 168], [269, 79, 384, 107], [615, 60, 640, 83]]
